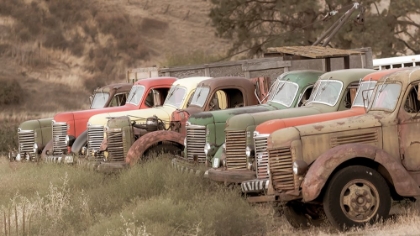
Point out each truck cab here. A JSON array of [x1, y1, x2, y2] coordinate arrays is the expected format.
[[40, 77, 177, 163], [265, 67, 420, 230], [10, 82, 134, 161]]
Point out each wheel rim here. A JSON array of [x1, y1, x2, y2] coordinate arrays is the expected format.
[[339, 179, 380, 223]]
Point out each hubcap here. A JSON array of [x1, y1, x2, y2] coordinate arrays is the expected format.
[[340, 179, 379, 222]]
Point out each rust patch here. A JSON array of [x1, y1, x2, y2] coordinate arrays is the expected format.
[[313, 125, 324, 131], [336, 122, 345, 125]]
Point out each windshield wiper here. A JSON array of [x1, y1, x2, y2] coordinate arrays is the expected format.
[[128, 89, 138, 103], [166, 85, 179, 101]]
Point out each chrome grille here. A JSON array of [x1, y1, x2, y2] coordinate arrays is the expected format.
[[254, 134, 269, 179], [106, 130, 125, 162], [268, 147, 296, 192], [17, 130, 36, 158], [52, 122, 67, 155], [186, 125, 206, 163], [225, 130, 247, 170], [87, 125, 104, 159]]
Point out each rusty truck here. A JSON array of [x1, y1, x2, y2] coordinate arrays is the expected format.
[[80, 76, 269, 172], [240, 68, 404, 197], [265, 67, 420, 230], [206, 68, 375, 183], [9, 82, 134, 161], [39, 77, 177, 163]]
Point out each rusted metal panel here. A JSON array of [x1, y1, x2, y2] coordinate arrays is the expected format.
[[301, 143, 420, 202]]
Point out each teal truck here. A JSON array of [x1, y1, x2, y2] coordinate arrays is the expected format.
[[206, 68, 376, 183], [177, 70, 323, 167]]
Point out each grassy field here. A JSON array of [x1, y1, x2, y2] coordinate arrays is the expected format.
[[1, 156, 420, 236]]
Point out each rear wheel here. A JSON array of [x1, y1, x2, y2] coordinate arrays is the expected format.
[[323, 165, 391, 230], [283, 201, 326, 229]]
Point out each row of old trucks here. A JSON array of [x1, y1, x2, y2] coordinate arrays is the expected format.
[[10, 54, 420, 230]]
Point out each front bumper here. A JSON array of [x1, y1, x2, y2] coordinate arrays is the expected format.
[[171, 156, 208, 177], [44, 153, 75, 164], [77, 158, 129, 173], [207, 168, 255, 184], [241, 178, 269, 193]]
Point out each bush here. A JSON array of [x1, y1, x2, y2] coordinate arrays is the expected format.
[[0, 78, 23, 105]]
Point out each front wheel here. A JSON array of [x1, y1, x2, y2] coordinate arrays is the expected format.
[[323, 165, 391, 230]]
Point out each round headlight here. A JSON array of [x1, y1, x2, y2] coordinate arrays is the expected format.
[[184, 137, 187, 147], [212, 158, 220, 168], [81, 146, 87, 156], [292, 160, 309, 176], [204, 143, 211, 155], [65, 135, 70, 146]]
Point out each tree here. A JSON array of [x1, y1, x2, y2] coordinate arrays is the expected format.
[[209, 0, 420, 58]]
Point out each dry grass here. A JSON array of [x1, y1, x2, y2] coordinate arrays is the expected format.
[[0, 157, 419, 236]]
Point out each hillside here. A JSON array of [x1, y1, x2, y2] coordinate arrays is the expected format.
[[0, 0, 231, 114]]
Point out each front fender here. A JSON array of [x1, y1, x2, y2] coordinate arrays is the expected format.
[[71, 130, 88, 154], [126, 130, 184, 165], [302, 143, 420, 202]]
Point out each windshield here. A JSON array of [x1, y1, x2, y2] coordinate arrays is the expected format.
[[307, 80, 343, 106], [268, 81, 299, 107], [90, 92, 110, 109], [190, 86, 210, 107], [370, 83, 401, 111], [352, 81, 377, 107], [164, 85, 187, 108], [127, 85, 146, 106]]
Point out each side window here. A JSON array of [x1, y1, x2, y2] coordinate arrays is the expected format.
[[209, 90, 228, 111], [109, 93, 127, 107], [145, 90, 154, 107], [297, 86, 313, 107], [340, 83, 359, 110], [404, 84, 420, 113]]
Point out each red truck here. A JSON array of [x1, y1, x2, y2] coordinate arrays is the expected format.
[[40, 77, 177, 162]]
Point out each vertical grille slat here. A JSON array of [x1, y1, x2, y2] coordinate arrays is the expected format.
[[268, 147, 296, 192], [186, 125, 206, 163], [254, 134, 269, 179], [87, 125, 104, 160], [17, 130, 36, 158], [52, 122, 68, 155], [225, 131, 247, 169]]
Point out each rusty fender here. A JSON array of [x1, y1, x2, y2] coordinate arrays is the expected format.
[[302, 143, 420, 202], [126, 130, 184, 165]]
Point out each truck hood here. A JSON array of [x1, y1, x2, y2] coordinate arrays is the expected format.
[[226, 104, 330, 131], [88, 105, 175, 127], [189, 104, 274, 126], [256, 107, 366, 134], [296, 113, 383, 137], [54, 103, 138, 123], [19, 118, 53, 130]]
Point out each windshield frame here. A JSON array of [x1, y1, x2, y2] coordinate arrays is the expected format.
[[368, 82, 402, 112], [352, 81, 377, 107], [90, 92, 110, 109], [268, 81, 299, 107], [163, 85, 188, 108], [126, 85, 146, 106], [306, 79, 344, 107], [189, 86, 210, 108]]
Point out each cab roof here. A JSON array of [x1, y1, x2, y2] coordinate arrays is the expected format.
[[319, 68, 376, 83], [94, 83, 132, 93], [134, 77, 178, 86], [197, 76, 254, 88], [172, 76, 212, 90]]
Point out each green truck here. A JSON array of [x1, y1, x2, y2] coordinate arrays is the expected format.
[[206, 68, 376, 183], [177, 70, 323, 168]]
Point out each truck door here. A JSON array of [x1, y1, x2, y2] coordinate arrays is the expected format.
[[398, 83, 420, 171]]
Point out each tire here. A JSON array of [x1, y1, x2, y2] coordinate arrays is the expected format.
[[143, 142, 182, 160], [283, 201, 326, 229], [323, 165, 391, 230]]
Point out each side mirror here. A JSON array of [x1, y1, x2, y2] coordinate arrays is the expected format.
[[153, 90, 162, 106]]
